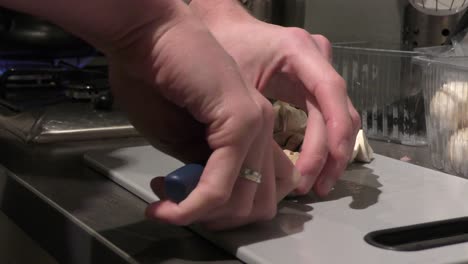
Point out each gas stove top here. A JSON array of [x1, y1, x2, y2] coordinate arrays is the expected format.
[[0, 57, 139, 144]]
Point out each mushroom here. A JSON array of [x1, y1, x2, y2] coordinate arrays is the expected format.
[[429, 81, 468, 130], [447, 127, 468, 176]]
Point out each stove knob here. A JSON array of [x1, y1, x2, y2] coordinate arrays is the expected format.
[[93, 91, 113, 110]]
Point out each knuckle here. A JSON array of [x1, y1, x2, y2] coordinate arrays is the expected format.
[[277, 27, 310, 54], [231, 204, 253, 220], [300, 155, 327, 174], [312, 34, 332, 49], [350, 108, 361, 130], [286, 27, 312, 42], [335, 143, 351, 163], [308, 154, 328, 166], [294, 157, 326, 195], [320, 74, 347, 95], [347, 101, 361, 129], [234, 104, 263, 138], [312, 34, 332, 58], [346, 120, 356, 137], [331, 75, 347, 91], [245, 105, 264, 128], [258, 97, 275, 127], [204, 188, 230, 206], [342, 125, 355, 142]]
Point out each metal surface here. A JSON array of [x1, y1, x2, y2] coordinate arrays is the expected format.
[[403, 4, 464, 49], [409, 0, 468, 16], [0, 134, 239, 264], [0, 103, 139, 143]]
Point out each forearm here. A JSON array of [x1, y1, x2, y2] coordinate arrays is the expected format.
[[0, 0, 189, 53]]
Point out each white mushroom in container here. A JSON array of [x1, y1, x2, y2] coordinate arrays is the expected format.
[[429, 81, 468, 130], [447, 128, 468, 177]]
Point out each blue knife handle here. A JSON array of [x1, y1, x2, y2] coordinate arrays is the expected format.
[[164, 164, 204, 203]]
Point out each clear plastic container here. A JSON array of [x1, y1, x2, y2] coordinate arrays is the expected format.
[[332, 43, 426, 145], [417, 56, 468, 178]]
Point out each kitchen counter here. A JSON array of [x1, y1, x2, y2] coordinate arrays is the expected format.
[[0, 135, 441, 264], [0, 135, 239, 264]]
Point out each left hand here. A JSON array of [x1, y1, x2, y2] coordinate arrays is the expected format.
[[191, 1, 361, 197]]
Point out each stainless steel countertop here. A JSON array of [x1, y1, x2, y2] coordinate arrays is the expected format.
[[0, 134, 239, 264], [0, 134, 443, 264]]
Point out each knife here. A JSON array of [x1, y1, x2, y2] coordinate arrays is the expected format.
[[164, 164, 204, 203]]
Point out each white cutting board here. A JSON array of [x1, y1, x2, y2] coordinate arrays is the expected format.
[[84, 146, 468, 264]]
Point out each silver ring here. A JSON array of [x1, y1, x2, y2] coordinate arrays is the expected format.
[[239, 168, 262, 183]]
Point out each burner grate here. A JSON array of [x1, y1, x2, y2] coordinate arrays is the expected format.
[[0, 58, 109, 112]]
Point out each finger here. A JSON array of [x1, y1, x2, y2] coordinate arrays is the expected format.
[[313, 150, 349, 197], [293, 98, 328, 195], [202, 139, 278, 230], [310, 34, 332, 63], [146, 143, 250, 226], [199, 95, 274, 222], [291, 55, 354, 194], [203, 140, 304, 230], [272, 143, 301, 201], [197, 133, 268, 222], [347, 97, 361, 137], [312, 100, 355, 197], [248, 139, 276, 218], [147, 91, 275, 226]]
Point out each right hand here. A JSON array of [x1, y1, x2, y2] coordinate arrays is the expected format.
[[189, 1, 361, 198], [105, 2, 299, 230]]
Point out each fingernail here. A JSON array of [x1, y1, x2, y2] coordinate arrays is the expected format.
[[319, 177, 335, 196], [291, 174, 315, 196]]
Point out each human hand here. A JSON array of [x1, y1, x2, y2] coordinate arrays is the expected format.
[[190, 0, 361, 197], [105, 2, 299, 230], [0, 0, 302, 229]]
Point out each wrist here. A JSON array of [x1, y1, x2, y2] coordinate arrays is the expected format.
[[189, 0, 253, 25], [98, 0, 193, 55]]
